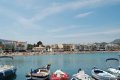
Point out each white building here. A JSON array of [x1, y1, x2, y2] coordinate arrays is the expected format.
[[105, 43, 120, 51], [32, 45, 46, 52], [50, 44, 64, 52], [0, 39, 27, 51]]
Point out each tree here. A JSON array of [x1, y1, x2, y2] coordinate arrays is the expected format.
[[12, 45, 15, 52], [0, 41, 2, 45], [0, 41, 4, 50], [37, 41, 43, 47], [4, 44, 13, 52], [27, 44, 34, 50], [33, 44, 36, 47], [111, 39, 120, 45], [100, 42, 107, 49]]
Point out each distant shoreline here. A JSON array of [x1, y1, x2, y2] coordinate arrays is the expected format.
[[0, 51, 120, 56]]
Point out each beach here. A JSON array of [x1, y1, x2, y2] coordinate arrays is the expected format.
[[0, 51, 120, 56]]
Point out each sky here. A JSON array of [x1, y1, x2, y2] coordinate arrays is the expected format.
[[0, 0, 120, 44]]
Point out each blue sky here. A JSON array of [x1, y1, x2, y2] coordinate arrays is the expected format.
[[0, 0, 120, 44]]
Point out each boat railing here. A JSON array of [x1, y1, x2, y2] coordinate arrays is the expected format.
[[0, 56, 13, 59], [0, 56, 15, 66]]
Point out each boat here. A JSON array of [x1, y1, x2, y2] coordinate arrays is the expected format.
[[26, 64, 51, 80], [0, 56, 17, 79], [50, 69, 69, 80], [91, 67, 117, 80], [107, 68, 120, 79], [71, 68, 92, 80], [106, 58, 120, 79]]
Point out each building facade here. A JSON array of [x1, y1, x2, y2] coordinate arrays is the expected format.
[[32, 45, 46, 52], [0, 39, 27, 52]]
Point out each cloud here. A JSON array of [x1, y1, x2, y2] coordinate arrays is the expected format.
[[31, 0, 120, 21], [0, 5, 39, 29], [1, 0, 120, 28], [31, 0, 97, 21], [75, 12, 93, 18], [52, 29, 120, 38]]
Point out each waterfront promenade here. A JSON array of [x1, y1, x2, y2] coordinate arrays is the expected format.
[[0, 51, 120, 56]]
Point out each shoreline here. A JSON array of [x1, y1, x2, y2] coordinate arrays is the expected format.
[[0, 51, 120, 56]]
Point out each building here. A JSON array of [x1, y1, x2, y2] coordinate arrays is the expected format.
[[50, 44, 64, 52], [105, 43, 120, 51], [57, 44, 64, 52], [14, 41, 27, 51], [62, 44, 73, 51], [0, 39, 27, 52], [45, 45, 51, 52], [95, 43, 106, 51], [70, 44, 81, 52], [32, 45, 46, 52]]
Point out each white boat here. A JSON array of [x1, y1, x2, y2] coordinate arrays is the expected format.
[[50, 69, 69, 80], [107, 67, 120, 79], [71, 69, 92, 80], [106, 58, 120, 79], [26, 64, 51, 80], [0, 56, 17, 79], [0, 65, 16, 79], [91, 68, 117, 80]]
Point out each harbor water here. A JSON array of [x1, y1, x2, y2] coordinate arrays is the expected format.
[[0, 52, 120, 80]]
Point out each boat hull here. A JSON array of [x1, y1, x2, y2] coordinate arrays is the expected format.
[[108, 68, 120, 79], [0, 66, 17, 79], [26, 74, 49, 80], [50, 70, 69, 80], [26, 64, 51, 80], [71, 70, 92, 80], [26, 76, 49, 80], [92, 69, 117, 80]]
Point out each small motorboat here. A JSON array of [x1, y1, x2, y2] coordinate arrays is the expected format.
[[107, 67, 120, 79], [26, 64, 51, 80], [0, 56, 17, 79], [106, 58, 120, 79], [91, 67, 117, 80], [50, 69, 69, 80], [0, 65, 17, 79], [71, 68, 92, 80]]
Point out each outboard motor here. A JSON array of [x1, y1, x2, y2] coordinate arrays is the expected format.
[[118, 66, 120, 70], [78, 68, 81, 73], [47, 64, 51, 70]]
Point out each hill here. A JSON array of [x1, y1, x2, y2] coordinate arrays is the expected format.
[[111, 39, 120, 44]]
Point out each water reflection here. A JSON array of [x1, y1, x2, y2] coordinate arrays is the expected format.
[[2, 74, 16, 80]]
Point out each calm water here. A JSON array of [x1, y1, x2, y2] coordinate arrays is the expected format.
[[1, 52, 120, 80]]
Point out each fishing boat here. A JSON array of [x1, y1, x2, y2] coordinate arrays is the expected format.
[[0, 56, 17, 79], [26, 64, 51, 80], [71, 68, 92, 80], [91, 67, 117, 80], [106, 58, 120, 79], [50, 69, 69, 80]]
